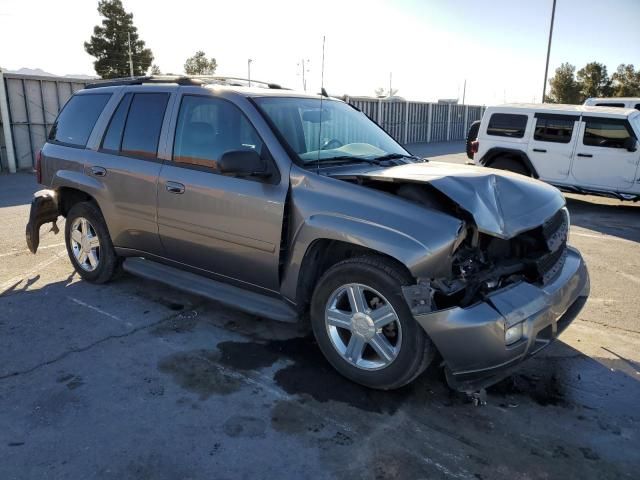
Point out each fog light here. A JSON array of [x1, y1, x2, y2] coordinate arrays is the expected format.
[[505, 323, 524, 345]]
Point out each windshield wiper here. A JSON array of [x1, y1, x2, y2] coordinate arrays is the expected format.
[[371, 153, 423, 162], [311, 156, 382, 165]]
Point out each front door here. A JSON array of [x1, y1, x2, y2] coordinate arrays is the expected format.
[[571, 117, 638, 191], [156, 94, 288, 292], [526, 113, 578, 181]]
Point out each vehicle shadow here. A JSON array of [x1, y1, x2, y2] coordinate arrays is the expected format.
[[565, 195, 640, 243]]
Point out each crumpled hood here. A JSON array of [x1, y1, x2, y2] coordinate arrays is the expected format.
[[330, 161, 565, 239]]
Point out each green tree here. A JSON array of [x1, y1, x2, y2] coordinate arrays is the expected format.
[[149, 64, 162, 75], [611, 64, 640, 97], [84, 0, 153, 79], [577, 62, 611, 99], [547, 62, 581, 104], [184, 51, 217, 75]]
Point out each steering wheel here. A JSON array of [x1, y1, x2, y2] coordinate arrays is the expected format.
[[321, 138, 343, 150]]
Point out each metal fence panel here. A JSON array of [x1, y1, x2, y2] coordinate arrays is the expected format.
[[347, 96, 485, 148], [0, 72, 90, 171]]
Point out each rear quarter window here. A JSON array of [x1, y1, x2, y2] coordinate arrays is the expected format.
[[48, 94, 111, 147], [486, 113, 528, 138]]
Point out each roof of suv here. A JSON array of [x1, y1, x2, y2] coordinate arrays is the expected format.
[[82, 75, 326, 100], [490, 103, 639, 119]]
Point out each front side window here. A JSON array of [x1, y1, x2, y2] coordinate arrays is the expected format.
[[173, 95, 263, 170], [120, 93, 169, 159], [486, 113, 528, 138], [48, 93, 111, 147], [533, 117, 574, 143], [253, 97, 409, 165], [583, 119, 633, 149]]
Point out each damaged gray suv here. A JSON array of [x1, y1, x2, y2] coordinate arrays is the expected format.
[[26, 76, 589, 393]]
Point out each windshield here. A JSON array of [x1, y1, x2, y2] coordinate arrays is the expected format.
[[254, 97, 412, 165]]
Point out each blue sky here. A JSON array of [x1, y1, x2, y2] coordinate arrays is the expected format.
[[1, 0, 638, 105]]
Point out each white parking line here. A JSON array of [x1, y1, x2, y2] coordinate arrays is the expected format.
[[0, 242, 66, 258], [68, 296, 133, 327], [0, 250, 67, 292], [572, 230, 637, 245]]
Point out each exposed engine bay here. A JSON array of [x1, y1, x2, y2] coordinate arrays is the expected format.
[[355, 179, 570, 310]]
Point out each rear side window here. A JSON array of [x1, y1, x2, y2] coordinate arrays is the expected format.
[[583, 119, 632, 148], [595, 103, 625, 108], [533, 117, 574, 143], [101, 93, 132, 152], [120, 93, 169, 159], [173, 95, 263, 170], [48, 94, 111, 147], [487, 113, 527, 138]]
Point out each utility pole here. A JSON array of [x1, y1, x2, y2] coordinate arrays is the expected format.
[[248, 59, 253, 87], [462, 79, 467, 105], [389, 72, 392, 97], [300, 59, 309, 92], [127, 32, 134, 77], [542, 0, 557, 103]]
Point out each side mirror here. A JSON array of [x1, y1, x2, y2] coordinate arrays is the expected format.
[[624, 137, 638, 152], [219, 150, 270, 178]]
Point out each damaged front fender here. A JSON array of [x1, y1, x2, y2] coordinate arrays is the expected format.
[[25, 189, 60, 254]]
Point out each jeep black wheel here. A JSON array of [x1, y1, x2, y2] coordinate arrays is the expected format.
[[465, 120, 481, 159], [310, 256, 434, 390], [65, 201, 120, 284], [490, 156, 531, 176]]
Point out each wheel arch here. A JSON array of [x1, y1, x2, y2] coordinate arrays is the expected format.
[[279, 214, 431, 309], [480, 147, 539, 178]]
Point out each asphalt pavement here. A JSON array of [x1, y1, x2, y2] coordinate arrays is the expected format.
[[1, 147, 639, 480]]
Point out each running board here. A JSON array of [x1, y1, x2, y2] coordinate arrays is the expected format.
[[122, 258, 299, 323]]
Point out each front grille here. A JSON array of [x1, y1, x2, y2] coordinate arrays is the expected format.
[[542, 208, 569, 252], [537, 208, 569, 283]]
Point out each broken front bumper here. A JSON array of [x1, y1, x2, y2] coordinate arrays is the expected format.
[[415, 246, 589, 392]]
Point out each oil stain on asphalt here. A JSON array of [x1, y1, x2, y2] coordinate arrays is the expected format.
[[157, 349, 242, 399]]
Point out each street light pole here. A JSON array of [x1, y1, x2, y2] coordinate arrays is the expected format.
[[248, 59, 253, 87], [542, 0, 557, 103]]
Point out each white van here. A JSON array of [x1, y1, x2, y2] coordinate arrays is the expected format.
[[584, 97, 640, 110], [470, 103, 640, 201]]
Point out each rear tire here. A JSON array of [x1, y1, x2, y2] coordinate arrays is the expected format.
[[65, 201, 120, 284], [310, 256, 435, 390], [490, 156, 531, 176], [465, 120, 481, 159]]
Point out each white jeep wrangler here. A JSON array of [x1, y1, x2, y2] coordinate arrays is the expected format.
[[470, 103, 640, 201]]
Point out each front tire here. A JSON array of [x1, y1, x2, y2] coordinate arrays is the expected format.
[[310, 256, 434, 390], [65, 201, 120, 284]]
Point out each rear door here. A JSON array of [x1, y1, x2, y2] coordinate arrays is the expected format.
[[83, 88, 172, 254], [526, 113, 578, 181], [156, 93, 288, 292], [571, 116, 638, 191]]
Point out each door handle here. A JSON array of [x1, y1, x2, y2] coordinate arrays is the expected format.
[[89, 166, 107, 177], [577, 153, 593, 158], [533, 148, 547, 153], [165, 181, 185, 194]]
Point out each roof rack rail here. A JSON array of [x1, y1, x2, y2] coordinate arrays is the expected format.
[[85, 75, 203, 89], [85, 75, 288, 90]]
